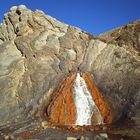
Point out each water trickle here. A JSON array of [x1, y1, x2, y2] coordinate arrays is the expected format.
[[73, 73, 104, 126]]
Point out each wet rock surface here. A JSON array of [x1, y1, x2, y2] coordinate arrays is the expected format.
[[0, 5, 140, 140], [47, 72, 112, 125]]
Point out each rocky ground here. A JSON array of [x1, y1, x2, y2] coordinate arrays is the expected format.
[[0, 5, 140, 140]]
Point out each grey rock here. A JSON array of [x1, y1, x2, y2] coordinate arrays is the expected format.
[[0, 41, 22, 76], [10, 6, 17, 12], [46, 35, 60, 54], [67, 137, 77, 140], [17, 5, 27, 10]]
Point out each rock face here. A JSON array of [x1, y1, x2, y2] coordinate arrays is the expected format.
[[0, 5, 140, 139]]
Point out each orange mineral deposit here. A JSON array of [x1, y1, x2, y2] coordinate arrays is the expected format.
[[47, 72, 112, 126]]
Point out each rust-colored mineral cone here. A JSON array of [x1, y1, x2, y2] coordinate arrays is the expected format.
[[47, 72, 112, 126]]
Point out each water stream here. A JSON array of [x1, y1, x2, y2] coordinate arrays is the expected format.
[[73, 73, 104, 126]]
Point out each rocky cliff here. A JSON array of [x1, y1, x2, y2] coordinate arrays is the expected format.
[[0, 5, 140, 140]]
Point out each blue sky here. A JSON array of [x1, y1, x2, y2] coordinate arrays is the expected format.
[[0, 0, 139, 35]]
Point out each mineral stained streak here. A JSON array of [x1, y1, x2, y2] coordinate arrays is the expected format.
[[0, 5, 140, 140], [47, 72, 112, 125]]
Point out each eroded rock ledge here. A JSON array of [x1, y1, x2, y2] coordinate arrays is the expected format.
[[0, 5, 140, 140]]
